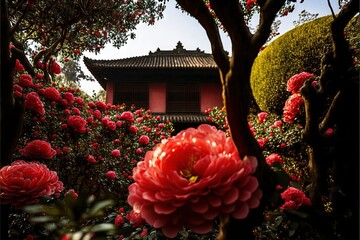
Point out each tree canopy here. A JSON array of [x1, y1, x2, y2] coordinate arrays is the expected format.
[[5, 0, 166, 80]]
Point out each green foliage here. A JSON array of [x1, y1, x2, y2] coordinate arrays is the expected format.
[[23, 194, 116, 239], [6, 0, 166, 81], [250, 14, 360, 114], [250, 15, 333, 114]]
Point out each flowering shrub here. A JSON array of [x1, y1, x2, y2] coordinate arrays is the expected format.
[[5, 62, 174, 239], [128, 124, 262, 238]]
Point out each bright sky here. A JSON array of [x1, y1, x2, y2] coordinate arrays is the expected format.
[[79, 0, 342, 95]]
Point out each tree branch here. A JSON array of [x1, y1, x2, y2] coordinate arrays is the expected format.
[[175, 0, 229, 75], [252, 0, 286, 50]]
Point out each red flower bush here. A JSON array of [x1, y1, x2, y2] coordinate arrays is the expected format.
[[128, 124, 262, 238], [19, 139, 56, 159], [67, 115, 87, 133], [280, 187, 311, 210], [283, 94, 304, 123], [0, 160, 64, 208], [286, 72, 314, 94]]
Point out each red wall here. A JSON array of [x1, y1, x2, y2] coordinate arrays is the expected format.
[[106, 81, 114, 104], [106, 81, 222, 113], [149, 83, 166, 112], [200, 83, 223, 112]]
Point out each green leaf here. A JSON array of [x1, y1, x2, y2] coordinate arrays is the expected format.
[[23, 204, 48, 214], [90, 223, 116, 233], [88, 199, 114, 217], [29, 216, 56, 223]]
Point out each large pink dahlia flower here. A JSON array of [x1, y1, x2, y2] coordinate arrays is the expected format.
[[128, 124, 262, 238]]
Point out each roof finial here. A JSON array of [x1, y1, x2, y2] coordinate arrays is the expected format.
[[175, 41, 184, 53]]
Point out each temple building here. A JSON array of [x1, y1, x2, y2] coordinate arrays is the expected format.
[[84, 41, 223, 131]]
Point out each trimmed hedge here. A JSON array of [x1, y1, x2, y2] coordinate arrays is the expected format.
[[251, 14, 359, 115], [250, 16, 334, 114]]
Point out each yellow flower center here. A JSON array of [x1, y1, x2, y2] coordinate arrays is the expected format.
[[179, 154, 198, 183]]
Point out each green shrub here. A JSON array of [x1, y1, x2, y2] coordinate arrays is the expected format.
[[251, 15, 333, 114], [251, 14, 359, 115]]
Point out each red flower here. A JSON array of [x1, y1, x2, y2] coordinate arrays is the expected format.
[[265, 153, 283, 166], [65, 189, 79, 199], [14, 59, 25, 71], [129, 125, 138, 134], [36, 73, 44, 80], [286, 72, 314, 94], [93, 110, 102, 119], [138, 135, 150, 145], [96, 100, 107, 110], [63, 92, 75, 104], [19, 140, 56, 159], [128, 124, 262, 238], [87, 155, 96, 164], [257, 112, 268, 124], [72, 107, 80, 115], [105, 170, 116, 180], [126, 210, 145, 228], [114, 214, 125, 226], [101, 116, 110, 126], [120, 111, 134, 122], [43, 87, 61, 101], [280, 187, 311, 210], [106, 121, 116, 131], [51, 61, 61, 75], [111, 149, 121, 157], [0, 160, 64, 208], [283, 94, 304, 123], [24, 92, 45, 115], [324, 128, 334, 136], [18, 74, 33, 87], [67, 116, 87, 133], [273, 120, 283, 128], [140, 228, 148, 237]]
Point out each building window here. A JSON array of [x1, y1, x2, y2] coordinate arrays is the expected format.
[[167, 83, 200, 113], [114, 83, 149, 109]]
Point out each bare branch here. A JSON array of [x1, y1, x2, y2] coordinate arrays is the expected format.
[[252, 0, 286, 50], [209, 0, 251, 42], [175, 0, 229, 75]]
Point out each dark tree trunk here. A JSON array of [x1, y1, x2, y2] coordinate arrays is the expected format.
[[1, 1, 25, 239], [301, 1, 359, 238]]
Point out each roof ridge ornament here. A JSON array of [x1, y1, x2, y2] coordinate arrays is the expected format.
[[174, 41, 185, 53]]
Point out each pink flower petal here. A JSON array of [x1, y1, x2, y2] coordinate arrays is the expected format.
[[162, 224, 182, 238], [154, 203, 177, 214], [191, 200, 209, 214], [223, 187, 239, 204], [232, 203, 250, 219]]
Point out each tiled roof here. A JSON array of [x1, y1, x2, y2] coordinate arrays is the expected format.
[[84, 41, 218, 70], [160, 114, 208, 123]]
